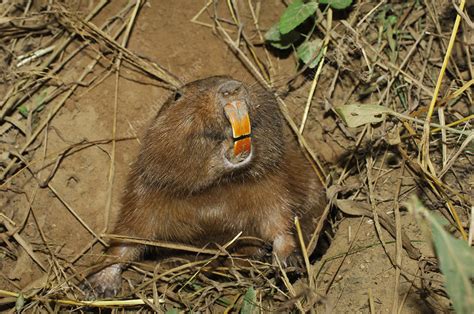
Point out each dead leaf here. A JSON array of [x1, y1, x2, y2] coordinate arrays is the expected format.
[[335, 104, 393, 128]]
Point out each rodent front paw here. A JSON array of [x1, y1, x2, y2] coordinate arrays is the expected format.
[[79, 264, 122, 300]]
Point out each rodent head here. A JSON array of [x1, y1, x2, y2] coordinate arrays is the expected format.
[[135, 76, 284, 195]]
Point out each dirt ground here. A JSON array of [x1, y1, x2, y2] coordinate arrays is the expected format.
[[0, 0, 472, 313]]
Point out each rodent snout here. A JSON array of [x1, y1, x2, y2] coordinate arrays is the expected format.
[[217, 80, 247, 104]]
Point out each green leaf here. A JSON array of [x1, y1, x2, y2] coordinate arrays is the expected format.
[[264, 23, 300, 49], [432, 220, 474, 314], [296, 38, 323, 68], [165, 308, 179, 314], [387, 14, 397, 26], [240, 286, 256, 314], [386, 23, 397, 61], [279, 0, 318, 34], [19, 106, 29, 118], [32, 87, 53, 113], [15, 293, 25, 311], [335, 104, 392, 128], [319, 0, 352, 10], [406, 197, 474, 314], [264, 23, 282, 42]]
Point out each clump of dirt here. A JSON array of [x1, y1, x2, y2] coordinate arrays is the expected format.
[[0, 0, 472, 312]]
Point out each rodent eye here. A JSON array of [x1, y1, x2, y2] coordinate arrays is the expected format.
[[173, 90, 183, 101]]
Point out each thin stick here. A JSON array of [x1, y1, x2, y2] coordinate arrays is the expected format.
[[59, 10, 181, 87], [356, 1, 386, 27], [225, 1, 270, 82], [299, 9, 332, 134], [248, 0, 275, 83], [391, 161, 406, 314], [414, 35, 433, 109], [325, 217, 364, 295], [432, 114, 473, 134], [129, 260, 208, 295], [190, 0, 234, 33], [48, 184, 108, 246], [421, 0, 467, 172], [11, 147, 107, 246], [0, 137, 135, 190], [340, 20, 434, 97], [398, 268, 420, 314], [366, 150, 395, 266], [368, 288, 375, 314], [105, 234, 239, 256], [0, 288, 164, 308], [103, 0, 141, 235], [391, 111, 471, 136], [0, 214, 47, 271], [16, 45, 55, 67], [294, 216, 313, 288], [377, 30, 426, 106], [273, 254, 305, 312], [178, 231, 242, 292], [439, 132, 474, 178], [398, 146, 469, 239], [438, 107, 447, 167], [307, 203, 331, 257], [469, 206, 473, 246]]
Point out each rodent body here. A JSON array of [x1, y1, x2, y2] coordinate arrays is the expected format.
[[81, 76, 326, 298]]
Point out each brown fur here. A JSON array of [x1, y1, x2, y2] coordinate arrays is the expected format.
[[81, 76, 326, 298]]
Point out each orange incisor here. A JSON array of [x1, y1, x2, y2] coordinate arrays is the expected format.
[[234, 137, 251, 157], [223, 101, 252, 157]]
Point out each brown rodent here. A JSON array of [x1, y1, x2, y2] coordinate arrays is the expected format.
[[81, 76, 327, 298]]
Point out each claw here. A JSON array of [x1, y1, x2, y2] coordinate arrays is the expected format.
[[79, 264, 122, 300]]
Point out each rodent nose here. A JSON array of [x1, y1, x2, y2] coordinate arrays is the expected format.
[[218, 80, 247, 103]]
